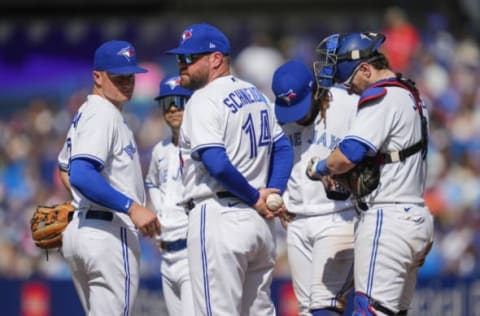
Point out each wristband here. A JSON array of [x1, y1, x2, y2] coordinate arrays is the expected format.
[[315, 159, 331, 176]]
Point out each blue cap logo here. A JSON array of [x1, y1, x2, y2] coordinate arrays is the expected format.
[[181, 29, 193, 42], [165, 77, 181, 90], [117, 47, 135, 61], [166, 23, 231, 55], [94, 40, 148, 75], [155, 75, 193, 100], [277, 89, 297, 106]]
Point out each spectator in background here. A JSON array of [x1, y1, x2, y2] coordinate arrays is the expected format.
[[382, 6, 421, 74]]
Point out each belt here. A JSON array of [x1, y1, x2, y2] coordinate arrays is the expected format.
[[184, 191, 237, 211], [85, 210, 114, 222], [160, 239, 187, 252], [216, 191, 235, 199]]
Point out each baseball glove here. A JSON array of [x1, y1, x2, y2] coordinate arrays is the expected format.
[[321, 176, 351, 201], [30, 201, 75, 249], [332, 157, 380, 198]]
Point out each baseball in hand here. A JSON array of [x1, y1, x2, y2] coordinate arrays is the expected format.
[[266, 193, 283, 211]]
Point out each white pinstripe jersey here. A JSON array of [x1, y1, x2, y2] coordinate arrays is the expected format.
[[57, 95, 145, 214], [179, 75, 284, 200], [282, 86, 358, 215]]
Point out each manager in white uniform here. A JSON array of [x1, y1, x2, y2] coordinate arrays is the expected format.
[[167, 23, 294, 316]]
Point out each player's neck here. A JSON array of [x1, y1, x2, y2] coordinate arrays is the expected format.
[[371, 69, 396, 83], [209, 64, 230, 82], [92, 88, 125, 110], [171, 128, 180, 146]]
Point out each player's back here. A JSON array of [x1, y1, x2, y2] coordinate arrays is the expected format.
[[180, 75, 284, 197]]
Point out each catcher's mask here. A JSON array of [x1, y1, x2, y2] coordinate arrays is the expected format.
[[313, 32, 385, 88]]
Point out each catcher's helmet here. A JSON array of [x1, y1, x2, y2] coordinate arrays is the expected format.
[[314, 32, 385, 87]]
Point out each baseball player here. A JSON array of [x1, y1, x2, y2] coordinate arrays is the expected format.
[[307, 32, 434, 315], [144, 75, 195, 316], [57, 40, 160, 315], [272, 60, 358, 316], [166, 23, 294, 315]]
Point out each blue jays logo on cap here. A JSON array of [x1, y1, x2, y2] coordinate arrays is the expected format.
[[155, 75, 193, 100], [181, 29, 193, 42], [166, 23, 231, 55], [165, 77, 181, 90], [117, 46, 135, 61], [277, 89, 297, 106], [94, 40, 148, 75]]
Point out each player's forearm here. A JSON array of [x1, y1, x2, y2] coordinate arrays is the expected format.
[[69, 158, 133, 213], [326, 148, 356, 174], [59, 169, 72, 192], [199, 147, 259, 206]]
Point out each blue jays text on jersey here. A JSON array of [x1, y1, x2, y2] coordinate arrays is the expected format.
[[288, 129, 342, 151], [223, 86, 268, 113]]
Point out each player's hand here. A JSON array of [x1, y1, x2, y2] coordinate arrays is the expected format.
[[127, 202, 161, 238], [253, 188, 280, 219], [277, 208, 295, 230]]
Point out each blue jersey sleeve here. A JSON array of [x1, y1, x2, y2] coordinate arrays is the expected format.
[[199, 147, 260, 206], [267, 134, 294, 193], [69, 158, 133, 213], [338, 138, 370, 164]]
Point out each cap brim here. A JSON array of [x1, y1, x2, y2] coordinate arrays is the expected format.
[[107, 66, 148, 75], [166, 47, 204, 55], [274, 92, 312, 123], [166, 46, 228, 55], [154, 92, 191, 100]]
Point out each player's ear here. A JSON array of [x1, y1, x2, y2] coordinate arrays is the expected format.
[[92, 70, 103, 85], [210, 52, 226, 69]]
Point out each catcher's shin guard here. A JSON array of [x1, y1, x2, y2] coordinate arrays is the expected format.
[[353, 292, 407, 316]]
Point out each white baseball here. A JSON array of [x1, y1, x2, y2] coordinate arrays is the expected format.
[[266, 193, 283, 211]]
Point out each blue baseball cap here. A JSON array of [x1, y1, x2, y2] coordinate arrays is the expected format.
[[94, 40, 148, 74], [155, 75, 193, 100], [272, 60, 314, 123], [166, 23, 231, 55]]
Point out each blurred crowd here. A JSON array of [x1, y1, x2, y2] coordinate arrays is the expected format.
[[1, 7, 480, 283]]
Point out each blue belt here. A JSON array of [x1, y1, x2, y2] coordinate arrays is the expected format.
[[160, 239, 187, 252]]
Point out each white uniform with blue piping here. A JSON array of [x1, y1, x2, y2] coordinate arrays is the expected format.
[[179, 75, 283, 316], [58, 95, 142, 315], [348, 83, 434, 314]]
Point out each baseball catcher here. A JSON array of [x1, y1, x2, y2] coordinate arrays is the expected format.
[[30, 201, 75, 250]]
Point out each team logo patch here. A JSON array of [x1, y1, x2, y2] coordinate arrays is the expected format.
[[165, 77, 181, 90], [277, 89, 296, 105], [123, 141, 137, 160], [209, 42, 216, 49], [181, 29, 193, 43], [118, 46, 135, 61]]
